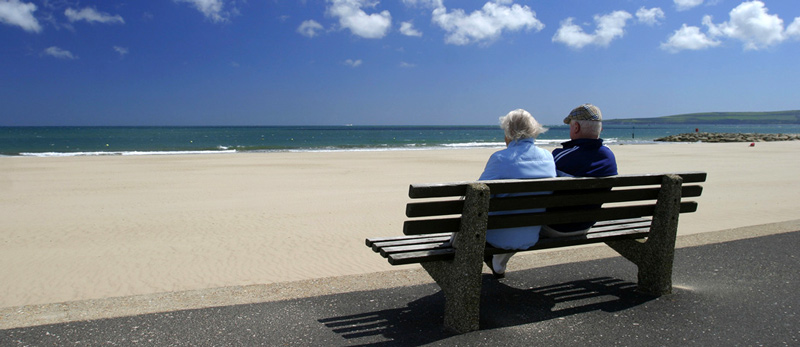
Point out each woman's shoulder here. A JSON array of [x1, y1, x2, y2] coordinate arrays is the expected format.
[[527, 143, 554, 159]]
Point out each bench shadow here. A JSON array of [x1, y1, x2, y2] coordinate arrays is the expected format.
[[479, 276, 656, 330], [319, 275, 657, 345], [318, 291, 450, 346]]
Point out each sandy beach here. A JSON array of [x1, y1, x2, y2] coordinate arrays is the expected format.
[[2, 141, 799, 310]]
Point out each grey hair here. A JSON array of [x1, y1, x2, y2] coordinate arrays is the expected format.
[[500, 109, 547, 141], [574, 119, 602, 138]]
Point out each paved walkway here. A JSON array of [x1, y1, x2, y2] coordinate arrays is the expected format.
[[2, 222, 799, 346]]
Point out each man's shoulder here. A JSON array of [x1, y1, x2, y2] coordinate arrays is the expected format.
[[598, 143, 616, 157]]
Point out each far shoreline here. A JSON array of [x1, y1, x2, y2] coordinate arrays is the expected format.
[[4, 131, 799, 158]]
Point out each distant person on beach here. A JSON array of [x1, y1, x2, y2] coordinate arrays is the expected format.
[[542, 103, 618, 237], [476, 109, 556, 278]]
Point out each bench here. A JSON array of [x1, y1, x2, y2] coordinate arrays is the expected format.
[[365, 172, 707, 333]]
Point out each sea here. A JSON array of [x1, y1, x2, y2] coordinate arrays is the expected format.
[[1, 124, 799, 157]]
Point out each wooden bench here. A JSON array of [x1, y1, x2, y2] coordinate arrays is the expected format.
[[366, 172, 707, 333]]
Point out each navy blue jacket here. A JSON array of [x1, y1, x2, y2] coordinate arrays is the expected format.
[[552, 139, 617, 177], [548, 138, 617, 232]]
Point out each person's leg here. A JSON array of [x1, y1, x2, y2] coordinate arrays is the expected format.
[[484, 252, 515, 278], [541, 225, 590, 238], [493, 253, 514, 274]]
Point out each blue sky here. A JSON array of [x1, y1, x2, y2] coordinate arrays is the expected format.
[[1, 0, 799, 126]]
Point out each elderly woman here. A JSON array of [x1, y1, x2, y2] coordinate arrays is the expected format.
[[479, 109, 556, 278]]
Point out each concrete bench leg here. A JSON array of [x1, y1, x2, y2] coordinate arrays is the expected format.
[[606, 174, 683, 296], [421, 183, 489, 334]]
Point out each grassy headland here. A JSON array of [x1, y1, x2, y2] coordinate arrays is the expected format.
[[604, 110, 800, 124]]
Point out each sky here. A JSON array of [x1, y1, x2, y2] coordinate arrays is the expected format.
[[1, 0, 799, 126]]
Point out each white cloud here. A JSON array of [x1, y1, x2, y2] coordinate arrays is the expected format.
[[663, 1, 799, 52], [675, 0, 703, 12], [113, 46, 129, 56], [553, 10, 632, 49], [431, 0, 544, 46], [703, 1, 785, 50], [400, 61, 416, 68], [43, 46, 77, 59], [65, 7, 124, 24], [552, 18, 593, 48], [636, 7, 664, 26], [787, 17, 800, 39], [344, 58, 362, 67], [0, 0, 42, 33], [399, 21, 421, 36], [327, 0, 392, 39], [176, 0, 230, 23], [297, 19, 324, 38], [660, 24, 721, 53]]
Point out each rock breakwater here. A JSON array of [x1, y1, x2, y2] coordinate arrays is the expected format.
[[655, 132, 800, 142]]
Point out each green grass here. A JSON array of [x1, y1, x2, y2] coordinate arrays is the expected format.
[[604, 110, 800, 124]]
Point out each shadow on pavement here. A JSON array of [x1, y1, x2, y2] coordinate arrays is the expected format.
[[319, 275, 656, 345]]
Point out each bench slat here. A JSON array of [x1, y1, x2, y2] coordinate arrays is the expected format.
[[409, 172, 707, 198], [406, 200, 464, 218], [388, 248, 456, 265], [513, 227, 650, 252], [388, 227, 652, 265], [488, 202, 697, 229], [491, 186, 702, 212], [591, 217, 651, 228], [379, 241, 451, 257], [381, 222, 652, 258], [371, 235, 452, 253], [405, 185, 703, 217], [365, 232, 451, 247], [584, 220, 651, 233], [403, 202, 696, 235]]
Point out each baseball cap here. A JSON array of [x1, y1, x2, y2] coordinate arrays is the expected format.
[[564, 103, 602, 124]]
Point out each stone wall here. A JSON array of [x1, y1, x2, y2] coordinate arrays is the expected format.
[[655, 132, 800, 142]]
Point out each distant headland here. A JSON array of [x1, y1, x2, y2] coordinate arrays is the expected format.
[[604, 110, 800, 124]]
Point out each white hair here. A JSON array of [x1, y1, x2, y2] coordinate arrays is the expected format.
[[500, 109, 547, 141], [574, 119, 602, 138]]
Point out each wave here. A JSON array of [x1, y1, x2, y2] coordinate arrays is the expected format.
[[19, 150, 237, 157], [12, 139, 664, 157], [443, 141, 506, 148]]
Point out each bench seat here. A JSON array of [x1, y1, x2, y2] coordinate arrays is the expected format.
[[367, 217, 652, 265]]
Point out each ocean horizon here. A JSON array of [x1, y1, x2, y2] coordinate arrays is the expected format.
[[2, 124, 799, 157]]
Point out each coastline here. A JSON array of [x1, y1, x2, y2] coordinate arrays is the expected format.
[[4, 125, 800, 157], [2, 142, 799, 312]]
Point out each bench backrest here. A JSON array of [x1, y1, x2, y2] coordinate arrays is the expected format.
[[403, 172, 707, 236]]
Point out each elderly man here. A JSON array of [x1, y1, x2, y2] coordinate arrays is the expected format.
[[542, 103, 618, 237], [478, 109, 556, 278]]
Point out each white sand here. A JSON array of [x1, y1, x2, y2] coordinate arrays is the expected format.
[[1, 141, 799, 309]]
